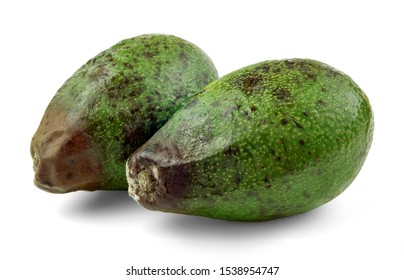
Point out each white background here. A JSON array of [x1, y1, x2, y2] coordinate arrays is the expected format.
[[1, 0, 403, 279]]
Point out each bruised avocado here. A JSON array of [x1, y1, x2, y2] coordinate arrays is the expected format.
[[127, 59, 373, 221], [31, 34, 218, 193]]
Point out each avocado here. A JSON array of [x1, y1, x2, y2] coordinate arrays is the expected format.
[[126, 59, 373, 221], [31, 34, 218, 193]]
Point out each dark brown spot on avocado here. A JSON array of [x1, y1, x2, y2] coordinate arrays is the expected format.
[[179, 51, 189, 68], [299, 139, 305, 145], [306, 72, 317, 80], [234, 173, 242, 185], [272, 88, 292, 102], [250, 105, 257, 112], [302, 191, 311, 199], [280, 118, 288, 125], [264, 176, 272, 188], [284, 60, 296, 69], [224, 145, 239, 157], [238, 74, 263, 95], [317, 99, 326, 106], [256, 64, 271, 73], [326, 69, 338, 78]]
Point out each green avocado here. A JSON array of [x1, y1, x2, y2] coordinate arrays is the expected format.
[[31, 34, 218, 193], [126, 59, 373, 221]]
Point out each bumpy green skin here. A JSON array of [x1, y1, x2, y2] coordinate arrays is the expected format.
[[31, 34, 218, 193], [127, 59, 373, 221]]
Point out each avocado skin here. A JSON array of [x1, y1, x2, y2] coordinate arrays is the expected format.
[[127, 59, 374, 221], [31, 34, 218, 193]]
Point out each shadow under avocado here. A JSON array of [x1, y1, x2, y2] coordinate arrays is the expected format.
[[155, 206, 331, 240], [59, 189, 336, 240], [59, 190, 139, 219]]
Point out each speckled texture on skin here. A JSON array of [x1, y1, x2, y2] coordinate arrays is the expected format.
[[31, 34, 218, 193], [127, 59, 374, 221]]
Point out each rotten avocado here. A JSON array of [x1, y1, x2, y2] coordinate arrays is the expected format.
[[126, 59, 374, 221], [31, 34, 218, 193]]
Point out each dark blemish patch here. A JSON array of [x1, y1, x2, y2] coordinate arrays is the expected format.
[[302, 191, 311, 199], [179, 51, 189, 68], [146, 95, 154, 103], [299, 139, 305, 145], [264, 176, 272, 188], [223, 145, 239, 157], [241, 109, 252, 120], [234, 174, 242, 185], [88, 65, 109, 82], [121, 124, 148, 159], [130, 106, 141, 115], [276, 156, 282, 162], [280, 118, 288, 125], [269, 149, 276, 156], [250, 105, 257, 112], [256, 64, 271, 73], [272, 88, 293, 102], [317, 99, 326, 106], [326, 69, 338, 78], [303, 111, 309, 117], [288, 114, 304, 129], [321, 86, 328, 92], [306, 71, 317, 80], [297, 63, 317, 80], [238, 74, 263, 95], [284, 60, 296, 70], [272, 67, 282, 74], [336, 138, 341, 143], [108, 75, 145, 99]]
